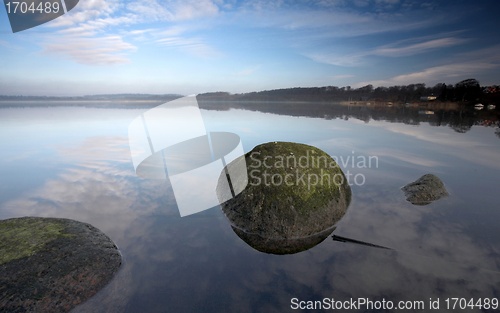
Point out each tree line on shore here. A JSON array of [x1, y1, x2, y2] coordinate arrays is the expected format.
[[2, 78, 499, 106], [199, 78, 500, 105]]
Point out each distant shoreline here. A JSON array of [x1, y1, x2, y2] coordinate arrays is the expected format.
[[0, 99, 171, 109], [0, 94, 182, 102], [0, 98, 466, 112], [197, 98, 463, 111], [336, 100, 460, 110]]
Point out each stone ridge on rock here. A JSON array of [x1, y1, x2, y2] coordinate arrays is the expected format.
[[0, 217, 121, 313]]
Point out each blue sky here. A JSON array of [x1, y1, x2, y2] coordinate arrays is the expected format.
[[0, 0, 499, 96]]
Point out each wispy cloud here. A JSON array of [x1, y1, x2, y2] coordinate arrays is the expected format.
[[356, 62, 498, 87], [126, 0, 219, 22], [46, 0, 120, 28], [245, 9, 386, 34], [35, 0, 461, 67], [56, 15, 138, 37], [39, 0, 136, 64], [456, 44, 500, 63], [2, 0, 496, 93], [305, 36, 467, 67], [272, 5, 448, 36], [39, 0, 223, 64], [351, 43, 500, 87], [43, 36, 137, 65], [155, 36, 221, 58], [373, 37, 467, 57], [148, 24, 222, 58], [306, 52, 365, 67]]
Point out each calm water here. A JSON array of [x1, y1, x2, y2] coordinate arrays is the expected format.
[[0, 102, 499, 312]]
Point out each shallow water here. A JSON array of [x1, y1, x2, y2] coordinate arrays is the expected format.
[[0, 102, 499, 312]]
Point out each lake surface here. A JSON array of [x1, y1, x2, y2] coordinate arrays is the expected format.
[[0, 101, 499, 312]]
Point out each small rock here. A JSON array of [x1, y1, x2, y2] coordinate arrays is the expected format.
[[402, 174, 449, 205]]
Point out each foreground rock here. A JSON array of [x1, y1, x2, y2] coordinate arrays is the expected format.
[[217, 142, 351, 254], [402, 174, 449, 205], [0, 217, 121, 313]]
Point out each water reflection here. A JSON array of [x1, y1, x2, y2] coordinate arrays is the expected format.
[[198, 99, 500, 135], [128, 96, 247, 216], [0, 105, 498, 312]]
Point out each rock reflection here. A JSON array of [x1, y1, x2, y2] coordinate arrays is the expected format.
[[231, 225, 336, 255]]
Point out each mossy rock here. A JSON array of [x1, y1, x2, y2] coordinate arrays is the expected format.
[[0, 217, 121, 313], [217, 142, 351, 254], [402, 174, 449, 205]]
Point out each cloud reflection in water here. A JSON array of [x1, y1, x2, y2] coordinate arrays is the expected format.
[[0, 107, 498, 312]]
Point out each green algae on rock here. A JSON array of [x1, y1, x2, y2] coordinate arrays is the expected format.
[[217, 142, 351, 254], [0, 218, 73, 265], [0, 217, 121, 313]]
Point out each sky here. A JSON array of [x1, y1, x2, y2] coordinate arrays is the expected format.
[[0, 0, 499, 96]]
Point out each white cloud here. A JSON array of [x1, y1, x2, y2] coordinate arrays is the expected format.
[[142, 23, 223, 58], [38, 0, 137, 64], [155, 36, 221, 58], [305, 36, 466, 67], [47, 0, 120, 28], [127, 28, 157, 36], [125, 0, 174, 21], [171, 0, 219, 20], [38, 0, 222, 64], [373, 37, 467, 57], [126, 0, 219, 22], [43, 35, 137, 65], [56, 15, 138, 37]]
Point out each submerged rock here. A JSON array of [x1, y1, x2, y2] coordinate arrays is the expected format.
[[0, 217, 121, 313], [217, 142, 351, 254], [402, 174, 449, 205]]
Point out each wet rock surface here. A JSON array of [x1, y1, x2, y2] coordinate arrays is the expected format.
[[218, 142, 351, 254], [231, 225, 337, 255], [0, 217, 121, 313], [402, 174, 449, 205]]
